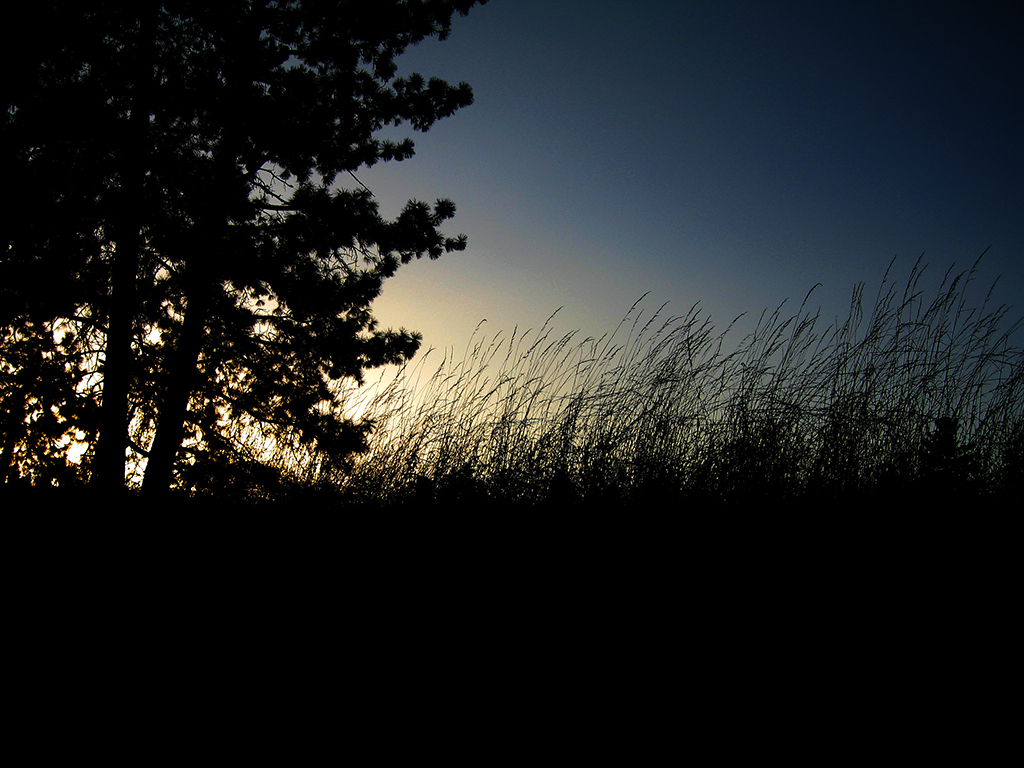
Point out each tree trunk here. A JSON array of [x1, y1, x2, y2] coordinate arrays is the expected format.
[[139, 14, 259, 497], [140, 282, 212, 496], [92, 7, 157, 493]]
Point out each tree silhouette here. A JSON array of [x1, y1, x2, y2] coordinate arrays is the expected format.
[[4, 0, 487, 497]]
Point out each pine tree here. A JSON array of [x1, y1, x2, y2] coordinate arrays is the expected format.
[[3, 0, 487, 498]]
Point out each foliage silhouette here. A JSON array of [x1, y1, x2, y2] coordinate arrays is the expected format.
[[4, 0, 487, 496]]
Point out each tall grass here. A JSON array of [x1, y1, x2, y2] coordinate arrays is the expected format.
[[311, 255, 1023, 508]]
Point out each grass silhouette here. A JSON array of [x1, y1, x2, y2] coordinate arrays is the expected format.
[[295, 253, 1022, 510]]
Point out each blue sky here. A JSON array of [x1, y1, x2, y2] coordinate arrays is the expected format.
[[355, 0, 1023, 363]]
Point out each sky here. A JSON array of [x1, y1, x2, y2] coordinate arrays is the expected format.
[[355, 0, 1023, 369]]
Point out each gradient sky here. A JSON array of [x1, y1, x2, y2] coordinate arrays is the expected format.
[[353, 0, 1022, 369]]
